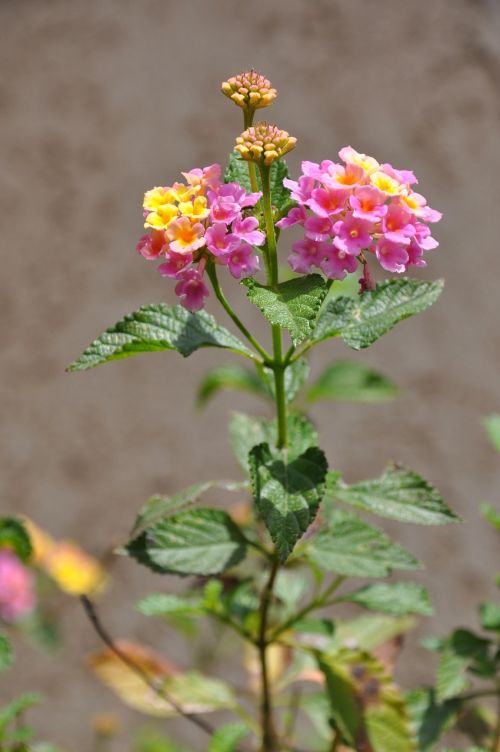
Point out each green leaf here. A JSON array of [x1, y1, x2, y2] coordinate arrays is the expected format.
[[126, 508, 247, 576], [208, 723, 248, 752], [0, 518, 32, 562], [0, 634, 13, 672], [436, 649, 471, 702], [316, 656, 362, 745], [329, 464, 459, 525], [481, 503, 500, 532], [303, 509, 420, 577], [196, 364, 268, 407], [136, 594, 204, 618], [67, 304, 252, 371], [249, 443, 328, 561], [341, 582, 433, 616], [332, 614, 416, 653], [365, 704, 417, 752], [244, 274, 327, 345], [307, 360, 398, 403], [483, 414, 500, 452], [130, 481, 245, 539], [406, 688, 460, 752], [228, 412, 317, 472], [435, 629, 493, 702], [224, 152, 292, 213], [479, 601, 500, 631], [313, 278, 444, 350], [0, 693, 41, 732]]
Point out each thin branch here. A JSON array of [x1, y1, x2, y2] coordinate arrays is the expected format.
[[80, 596, 215, 738]]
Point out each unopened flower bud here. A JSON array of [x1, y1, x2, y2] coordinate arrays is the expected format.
[[221, 70, 277, 111], [235, 122, 297, 166]]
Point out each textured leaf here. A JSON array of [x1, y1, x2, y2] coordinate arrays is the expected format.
[[126, 508, 247, 576], [208, 723, 248, 752], [307, 360, 398, 403], [0, 634, 12, 672], [228, 412, 317, 472], [67, 304, 252, 371], [244, 274, 327, 345], [303, 509, 420, 577], [130, 481, 244, 538], [224, 152, 292, 212], [483, 414, 500, 452], [197, 364, 268, 407], [329, 464, 458, 525], [89, 640, 235, 717], [479, 602, 500, 631], [249, 443, 327, 561], [313, 278, 444, 350], [341, 583, 433, 616], [0, 518, 32, 562]]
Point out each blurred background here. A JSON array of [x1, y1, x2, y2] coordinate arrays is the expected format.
[[1, 0, 500, 748]]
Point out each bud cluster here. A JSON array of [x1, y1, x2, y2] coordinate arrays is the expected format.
[[235, 122, 297, 167], [221, 70, 277, 111]]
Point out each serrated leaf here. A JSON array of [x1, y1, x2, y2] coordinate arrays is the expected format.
[[244, 274, 327, 345], [0, 634, 13, 672], [208, 723, 248, 752], [483, 414, 500, 452], [129, 480, 245, 539], [224, 152, 292, 212], [0, 518, 32, 562], [126, 508, 247, 576], [341, 583, 433, 616], [228, 412, 317, 472], [313, 278, 444, 350], [249, 443, 327, 561], [67, 304, 252, 371], [329, 464, 458, 525], [479, 602, 500, 631], [303, 509, 420, 577], [307, 360, 398, 403], [197, 364, 268, 407], [136, 594, 204, 618], [406, 688, 460, 752], [89, 640, 235, 717]]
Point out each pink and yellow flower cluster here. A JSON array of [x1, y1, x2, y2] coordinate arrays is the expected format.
[[278, 146, 441, 282], [137, 164, 265, 311]]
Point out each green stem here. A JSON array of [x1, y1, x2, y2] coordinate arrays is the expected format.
[[257, 556, 280, 752], [243, 109, 260, 194], [259, 165, 279, 287], [269, 576, 345, 642], [206, 262, 271, 362]]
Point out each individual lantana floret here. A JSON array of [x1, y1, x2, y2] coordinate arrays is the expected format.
[[221, 70, 277, 111], [235, 122, 297, 166], [137, 164, 265, 311], [0, 548, 35, 622], [278, 146, 441, 284]]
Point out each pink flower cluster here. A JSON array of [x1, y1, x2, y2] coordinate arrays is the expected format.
[[136, 164, 265, 311], [277, 146, 441, 282], [0, 549, 35, 622]]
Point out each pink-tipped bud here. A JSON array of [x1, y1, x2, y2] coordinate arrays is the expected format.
[[235, 122, 297, 167], [221, 70, 277, 111]]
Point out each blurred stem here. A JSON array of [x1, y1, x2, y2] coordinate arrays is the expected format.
[[492, 691, 500, 752], [243, 109, 260, 194], [268, 575, 345, 642], [257, 555, 280, 752], [206, 261, 271, 362]]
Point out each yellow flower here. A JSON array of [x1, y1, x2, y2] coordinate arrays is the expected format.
[[178, 195, 210, 221], [170, 182, 200, 203], [143, 186, 176, 214], [144, 203, 179, 230], [370, 170, 402, 196], [46, 542, 107, 596]]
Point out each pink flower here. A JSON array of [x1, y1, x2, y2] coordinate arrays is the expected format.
[[381, 163, 418, 186], [209, 195, 241, 225], [136, 230, 166, 260], [304, 215, 333, 242], [283, 175, 316, 203], [223, 243, 261, 279], [414, 222, 439, 251], [205, 223, 239, 257], [375, 237, 409, 273], [166, 217, 206, 253], [323, 162, 365, 189], [174, 268, 210, 311], [231, 216, 265, 246], [211, 183, 261, 209], [307, 187, 350, 217], [382, 203, 416, 245], [157, 251, 193, 278], [333, 213, 374, 255], [320, 242, 359, 280], [0, 550, 35, 622], [406, 240, 427, 268], [350, 186, 388, 222], [182, 163, 221, 192], [276, 205, 307, 229], [288, 239, 323, 274]]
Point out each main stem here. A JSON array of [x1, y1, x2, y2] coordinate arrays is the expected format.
[[257, 556, 280, 752]]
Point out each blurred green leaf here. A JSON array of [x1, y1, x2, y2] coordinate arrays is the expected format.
[[307, 360, 398, 403], [0, 517, 32, 562], [479, 602, 500, 631], [207, 722, 248, 752], [136, 594, 204, 618], [197, 364, 268, 408], [483, 414, 500, 452], [0, 634, 13, 673], [481, 503, 500, 532], [341, 582, 433, 616], [406, 688, 460, 752]]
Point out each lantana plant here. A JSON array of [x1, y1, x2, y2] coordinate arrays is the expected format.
[[63, 71, 461, 752]]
